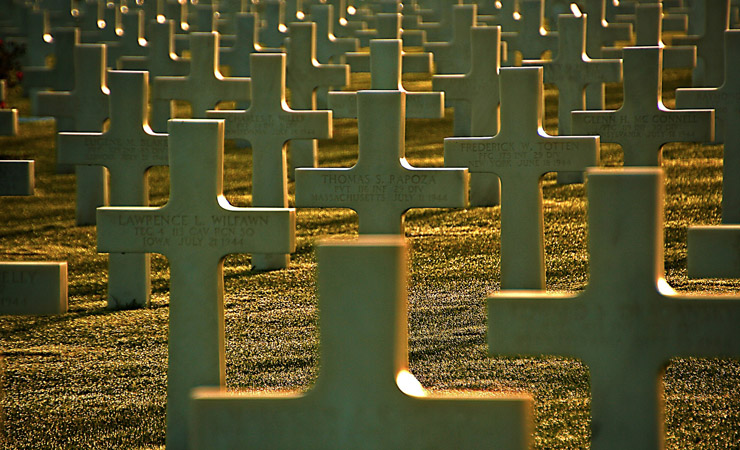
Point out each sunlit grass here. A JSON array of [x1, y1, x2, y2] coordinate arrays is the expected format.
[[0, 68, 738, 449]]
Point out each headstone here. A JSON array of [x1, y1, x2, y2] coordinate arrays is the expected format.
[[311, 4, 358, 63], [190, 235, 533, 449], [584, 0, 632, 109], [0, 160, 34, 196], [524, 13, 621, 184], [297, 90, 468, 234], [602, 3, 696, 69], [324, 0, 366, 38], [444, 67, 599, 289], [502, 0, 558, 62], [329, 39, 443, 119], [572, 47, 714, 167], [487, 0, 521, 34], [105, 9, 147, 69], [0, 263, 68, 315], [36, 44, 110, 226], [345, 14, 433, 74], [219, 12, 281, 79], [677, 30, 740, 223], [258, 0, 287, 47], [58, 70, 168, 309], [153, 32, 252, 119], [488, 167, 740, 448], [673, 0, 729, 87], [433, 26, 502, 207], [418, 0, 461, 43], [285, 22, 349, 174], [207, 53, 330, 270], [423, 4, 475, 75], [96, 119, 296, 449], [0, 80, 18, 136], [23, 8, 54, 68], [119, 19, 190, 132], [22, 27, 78, 115]]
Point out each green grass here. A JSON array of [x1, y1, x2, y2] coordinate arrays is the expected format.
[[1, 68, 739, 449]]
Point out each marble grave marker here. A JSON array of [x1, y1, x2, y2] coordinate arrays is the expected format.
[[501, 0, 558, 62], [96, 119, 296, 450], [0, 160, 34, 196], [297, 90, 467, 235], [572, 46, 714, 167], [432, 26, 502, 207], [58, 70, 168, 309], [286, 22, 349, 174], [524, 13, 621, 184], [119, 19, 190, 132], [673, 0, 729, 87], [423, 4, 476, 75], [445, 67, 599, 290], [208, 53, 331, 270], [153, 32, 252, 120], [328, 39, 443, 119], [0, 262, 68, 315], [489, 167, 740, 449], [677, 30, 740, 223], [0, 80, 18, 136], [36, 44, 109, 225], [190, 235, 533, 450]]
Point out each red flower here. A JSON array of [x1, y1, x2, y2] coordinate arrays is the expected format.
[[0, 101, 6, 109], [16, 71, 23, 81]]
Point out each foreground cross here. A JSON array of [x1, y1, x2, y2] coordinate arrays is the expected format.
[[676, 30, 740, 223], [445, 67, 598, 290], [297, 90, 467, 235], [488, 167, 740, 449], [58, 70, 168, 309], [208, 53, 331, 270], [97, 119, 295, 449], [572, 46, 714, 167], [190, 235, 533, 449], [433, 26, 502, 207]]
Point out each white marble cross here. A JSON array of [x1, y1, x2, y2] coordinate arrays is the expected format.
[[153, 32, 252, 120], [286, 22, 349, 174], [105, 9, 147, 69], [502, 0, 558, 62], [602, 3, 695, 69], [219, 13, 281, 79], [58, 70, 168, 309], [96, 119, 296, 450], [419, 0, 463, 43], [489, 167, 740, 449], [423, 4, 476, 75], [445, 67, 599, 290], [329, 39, 443, 119], [119, 19, 190, 132], [208, 53, 331, 270], [433, 26, 502, 207], [572, 46, 714, 167], [584, 0, 632, 109], [36, 44, 109, 226], [258, 0, 287, 47], [677, 30, 740, 223], [524, 13, 621, 184], [346, 14, 433, 74], [673, 0, 729, 87], [297, 90, 467, 234], [22, 27, 78, 114], [311, 4, 359, 63], [189, 235, 533, 449]]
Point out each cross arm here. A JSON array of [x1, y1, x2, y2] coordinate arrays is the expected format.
[[97, 206, 296, 256], [36, 91, 71, 118], [488, 291, 587, 358]]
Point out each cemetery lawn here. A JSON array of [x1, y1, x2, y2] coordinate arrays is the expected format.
[[1, 69, 739, 449]]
